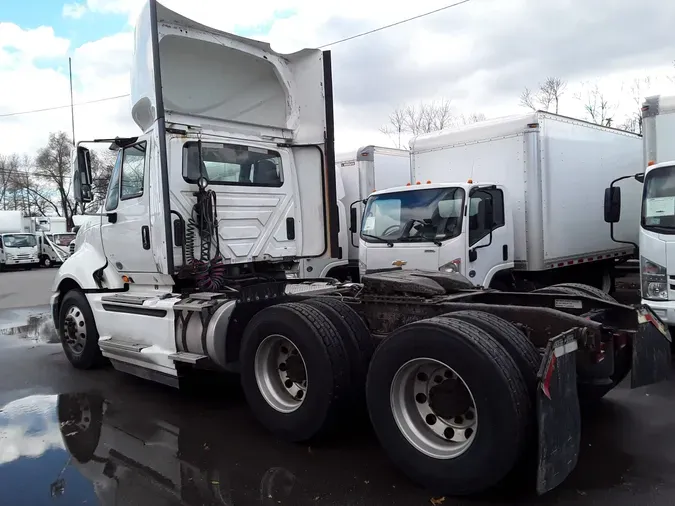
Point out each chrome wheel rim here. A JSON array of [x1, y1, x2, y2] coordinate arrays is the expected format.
[[254, 334, 308, 413], [390, 358, 477, 459], [63, 306, 87, 356]]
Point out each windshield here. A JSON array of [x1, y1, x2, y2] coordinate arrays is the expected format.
[[2, 234, 37, 248], [52, 233, 76, 246], [361, 187, 465, 243], [642, 165, 675, 234]]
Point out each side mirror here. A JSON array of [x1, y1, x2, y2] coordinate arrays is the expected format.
[[604, 186, 621, 223], [635, 173, 645, 183], [349, 207, 357, 234], [73, 146, 93, 203]]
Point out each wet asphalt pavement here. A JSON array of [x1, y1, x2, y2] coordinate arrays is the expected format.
[[2, 270, 675, 505]]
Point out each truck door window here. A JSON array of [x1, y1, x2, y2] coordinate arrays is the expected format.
[[105, 152, 123, 212], [120, 142, 147, 200], [182, 142, 283, 187], [468, 188, 505, 246]]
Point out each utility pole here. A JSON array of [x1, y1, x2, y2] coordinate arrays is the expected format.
[[68, 57, 76, 147]]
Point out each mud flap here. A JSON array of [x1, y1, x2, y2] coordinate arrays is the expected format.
[[631, 306, 672, 389], [536, 330, 581, 495]]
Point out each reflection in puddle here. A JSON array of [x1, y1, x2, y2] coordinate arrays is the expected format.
[[0, 393, 386, 506]]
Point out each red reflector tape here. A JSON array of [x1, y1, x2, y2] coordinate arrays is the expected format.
[[542, 354, 557, 400]]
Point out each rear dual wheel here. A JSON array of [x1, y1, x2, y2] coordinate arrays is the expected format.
[[240, 300, 371, 442], [366, 316, 532, 496]]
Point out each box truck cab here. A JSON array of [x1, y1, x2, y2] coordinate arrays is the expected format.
[[358, 182, 513, 286], [616, 95, 675, 324], [0, 210, 39, 270]]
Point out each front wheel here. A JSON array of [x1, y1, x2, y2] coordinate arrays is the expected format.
[[366, 317, 530, 496], [43, 256, 53, 268], [58, 290, 105, 369]]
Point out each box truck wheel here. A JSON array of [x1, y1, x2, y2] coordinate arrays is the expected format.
[[58, 290, 105, 369], [303, 297, 374, 397], [439, 310, 540, 399], [366, 317, 530, 496], [57, 393, 103, 463], [240, 302, 351, 442]]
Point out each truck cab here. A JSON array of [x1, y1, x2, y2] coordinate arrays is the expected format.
[[0, 232, 39, 270], [358, 182, 513, 287]]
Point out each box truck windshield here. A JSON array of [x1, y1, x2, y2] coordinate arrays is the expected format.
[[361, 187, 464, 243], [642, 164, 675, 234], [3, 234, 37, 248]]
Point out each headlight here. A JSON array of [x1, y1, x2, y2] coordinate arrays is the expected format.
[[641, 257, 669, 301], [439, 258, 461, 274]]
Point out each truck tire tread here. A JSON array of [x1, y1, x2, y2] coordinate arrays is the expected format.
[[366, 316, 530, 496], [438, 310, 540, 398], [549, 283, 616, 302], [304, 297, 374, 379]]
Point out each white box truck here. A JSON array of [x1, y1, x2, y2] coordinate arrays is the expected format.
[[50, 1, 671, 498], [336, 146, 410, 279], [0, 210, 40, 270], [605, 95, 675, 325], [359, 112, 642, 292]]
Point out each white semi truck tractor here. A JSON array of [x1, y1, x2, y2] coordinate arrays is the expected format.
[[51, 1, 672, 497]]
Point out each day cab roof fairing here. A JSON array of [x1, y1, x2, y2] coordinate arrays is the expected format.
[[129, 0, 339, 265], [131, 0, 330, 144]]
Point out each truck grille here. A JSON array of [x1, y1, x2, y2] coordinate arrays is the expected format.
[[69, 242, 76, 255]]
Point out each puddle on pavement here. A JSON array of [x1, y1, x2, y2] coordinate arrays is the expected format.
[[0, 392, 431, 506], [0, 308, 57, 344]]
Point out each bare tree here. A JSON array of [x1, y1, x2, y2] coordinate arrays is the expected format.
[[459, 112, 487, 125], [520, 77, 567, 114], [379, 108, 407, 149], [34, 132, 76, 228], [619, 77, 651, 133], [574, 82, 617, 127]]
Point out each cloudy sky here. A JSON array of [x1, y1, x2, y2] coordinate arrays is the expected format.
[[1, 0, 675, 157]]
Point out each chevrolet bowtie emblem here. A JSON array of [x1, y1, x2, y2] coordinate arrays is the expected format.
[[391, 260, 407, 266]]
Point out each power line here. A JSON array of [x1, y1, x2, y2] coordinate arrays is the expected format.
[[319, 0, 471, 48], [0, 0, 472, 118], [0, 94, 130, 118]]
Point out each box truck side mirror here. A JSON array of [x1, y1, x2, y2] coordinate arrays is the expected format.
[[604, 186, 621, 223], [73, 146, 94, 203], [349, 207, 357, 234], [635, 173, 645, 183]]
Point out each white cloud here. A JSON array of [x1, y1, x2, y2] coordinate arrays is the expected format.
[[63, 3, 87, 19], [4, 0, 675, 160]]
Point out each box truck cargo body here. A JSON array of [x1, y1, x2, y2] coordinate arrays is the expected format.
[[336, 145, 410, 276], [359, 112, 642, 290]]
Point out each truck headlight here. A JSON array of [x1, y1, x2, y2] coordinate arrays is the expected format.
[[641, 257, 669, 301], [439, 258, 461, 274]]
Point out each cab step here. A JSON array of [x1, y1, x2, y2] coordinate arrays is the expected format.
[[99, 339, 147, 353], [168, 352, 208, 365]]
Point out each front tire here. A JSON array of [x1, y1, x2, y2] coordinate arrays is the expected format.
[[366, 317, 530, 496], [58, 290, 105, 369], [240, 302, 352, 442]]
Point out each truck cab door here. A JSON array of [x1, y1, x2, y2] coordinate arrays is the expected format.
[[100, 137, 158, 276], [464, 186, 514, 287]]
